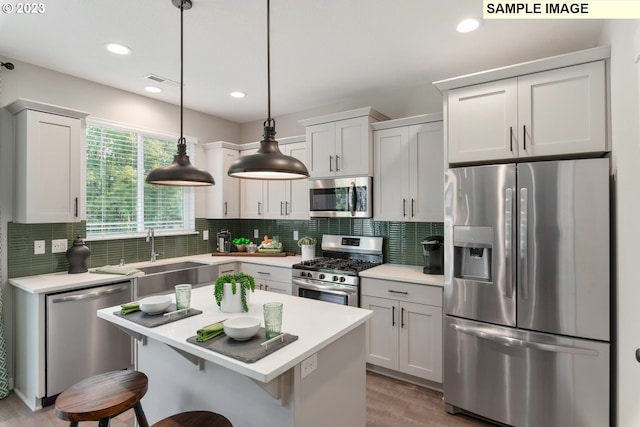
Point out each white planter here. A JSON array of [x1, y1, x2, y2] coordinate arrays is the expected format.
[[301, 245, 316, 261], [220, 283, 250, 313]]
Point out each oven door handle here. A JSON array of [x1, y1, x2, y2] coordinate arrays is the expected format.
[[292, 278, 357, 295]]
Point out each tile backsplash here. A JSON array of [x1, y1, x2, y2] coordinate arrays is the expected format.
[[7, 218, 443, 278]]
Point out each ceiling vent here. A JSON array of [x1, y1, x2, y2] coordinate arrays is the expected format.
[[144, 73, 180, 87]]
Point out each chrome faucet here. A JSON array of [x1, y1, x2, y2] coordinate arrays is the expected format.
[[146, 227, 160, 262]]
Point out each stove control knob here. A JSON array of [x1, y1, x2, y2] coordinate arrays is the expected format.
[[339, 276, 346, 282], [319, 273, 325, 280], [300, 272, 306, 277], [332, 275, 339, 282]]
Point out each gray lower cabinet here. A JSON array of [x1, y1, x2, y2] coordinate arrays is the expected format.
[[239, 262, 292, 295], [361, 278, 442, 383]]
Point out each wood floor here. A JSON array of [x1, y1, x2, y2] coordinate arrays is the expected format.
[[0, 372, 496, 426]]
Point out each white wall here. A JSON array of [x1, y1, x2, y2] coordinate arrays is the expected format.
[[0, 58, 241, 394], [238, 82, 443, 143], [599, 20, 640, 427]]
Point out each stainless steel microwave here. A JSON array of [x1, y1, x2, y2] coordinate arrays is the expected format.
[[308, 176, 372, 218]]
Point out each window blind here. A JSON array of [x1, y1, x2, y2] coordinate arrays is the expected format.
[[86, 123, 195, 237]]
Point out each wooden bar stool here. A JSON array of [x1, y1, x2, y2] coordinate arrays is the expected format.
[[54, 370, 150, 427], [151, 411, 233, 427]]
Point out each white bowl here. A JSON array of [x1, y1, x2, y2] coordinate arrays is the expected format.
[[224, 316, 261, 341], [139, 295, 172, 314]]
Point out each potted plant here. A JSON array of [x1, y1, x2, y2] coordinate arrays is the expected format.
[[232, 237, 251, 252], [214, 272, 255, 312], [297, 236, 317, 261]]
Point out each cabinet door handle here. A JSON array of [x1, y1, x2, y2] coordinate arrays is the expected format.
[[258, 201, 262, 215], [523, 125, 527, 151], [280, 201, 284, 216], [401, 307, 405, 328], [257, 271, 271, 275], [74, 197, 78, 217], [220, 269, 235, 274], [335, 155, 340, 171], [387, 290, 409, 295], [411, 198, 415, 217], [285, 201, 289, 216], [392, 305, 396, 327], [224, 201, 228, 215], [509, 126, 514, 152], [265, 285, 269, 291], [402, 199, 407, 217], [329, 155, 334, 172]]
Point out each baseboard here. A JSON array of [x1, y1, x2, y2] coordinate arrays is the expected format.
[[366, 364, 443, 392]]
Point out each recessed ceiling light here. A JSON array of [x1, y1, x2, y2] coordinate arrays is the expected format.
[[105, 43, 132, 55], [145, 86, 162, 93], [230, 91, 246, 98], [456, 18, 480, 33]]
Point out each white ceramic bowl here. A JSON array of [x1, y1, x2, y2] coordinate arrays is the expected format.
[[139, 295, 172, 314], [224, 316, 261, 341]]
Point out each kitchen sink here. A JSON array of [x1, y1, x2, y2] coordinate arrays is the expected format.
[[134, 261, 218, 298], [137, 261, 210, 275]]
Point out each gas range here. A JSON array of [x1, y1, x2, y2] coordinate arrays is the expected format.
[[292, 235, 383, 307], [293, 257, 382, 285]]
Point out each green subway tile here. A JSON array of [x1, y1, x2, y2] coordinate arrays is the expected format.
[[88, 241, 108, 268]]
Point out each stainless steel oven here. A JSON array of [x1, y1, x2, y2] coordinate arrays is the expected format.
[[292, 276, 359, 307], [309, 176, 372, 218], [292, 235, 383, 307]]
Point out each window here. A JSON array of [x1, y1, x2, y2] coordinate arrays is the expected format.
[[85, 120, 195, 238]]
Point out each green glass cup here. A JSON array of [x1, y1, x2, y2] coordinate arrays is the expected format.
[[263, 302, 283, 340], [175, 284, 192, 311]]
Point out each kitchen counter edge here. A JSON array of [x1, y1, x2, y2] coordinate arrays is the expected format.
[[359, 264, 444, 287]]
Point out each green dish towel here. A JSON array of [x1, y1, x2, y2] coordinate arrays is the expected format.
[[120, 302, 140, 315], [196, 322, 225, 342], [91, 265, 143, 276]]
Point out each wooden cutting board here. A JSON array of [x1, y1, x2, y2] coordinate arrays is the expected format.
[[211, 252, 296, 257]]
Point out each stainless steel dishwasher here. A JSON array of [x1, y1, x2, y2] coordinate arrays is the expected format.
[[45, 281, 132, 405]]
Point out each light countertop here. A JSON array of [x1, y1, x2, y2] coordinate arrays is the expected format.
[[359, 264, 444, 287], [98, 285, 372, 383], [9, 253, 303, 294]]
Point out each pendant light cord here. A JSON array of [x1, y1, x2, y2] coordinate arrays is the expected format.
[[267, 0, 271, 121], [179, 1, 186, 152]]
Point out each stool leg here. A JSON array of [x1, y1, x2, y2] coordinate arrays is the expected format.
[[69, 423, 79, 427], [98, 418, 109, 427], [133, 402, 150, 427]]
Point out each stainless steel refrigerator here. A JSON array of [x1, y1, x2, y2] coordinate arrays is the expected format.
[[443, 158, 610, 427]]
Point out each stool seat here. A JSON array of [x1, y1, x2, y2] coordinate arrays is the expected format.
[[55, 370, 149, 427], [151, 410, 233, 427]]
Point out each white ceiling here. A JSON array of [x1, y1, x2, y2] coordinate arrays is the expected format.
[[0, 0, 604, 124]]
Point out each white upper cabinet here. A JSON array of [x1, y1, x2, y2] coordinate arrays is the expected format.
[[239, 136, 309, 220], [435, 47, 610, 166], [203, 142, 240, 219], [239, 147, 265, 219], [8, 99, 89, 223], [373, 114, 444, 222], [300, 107, 388, 178], [264, 138, 309, 220]]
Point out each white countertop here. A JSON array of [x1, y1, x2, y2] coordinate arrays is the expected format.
[[98, 285, 372, 383], [359, 264, 444, 287], [8, 253, 303, 294]]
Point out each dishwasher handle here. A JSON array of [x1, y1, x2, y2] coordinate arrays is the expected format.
[[49, 284, 130, 303]]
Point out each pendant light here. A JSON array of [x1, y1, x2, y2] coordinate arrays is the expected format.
[[227, 0, 309, 180], [146, 0, 215, 186]]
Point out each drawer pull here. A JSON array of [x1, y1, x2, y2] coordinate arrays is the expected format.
[[387, 290, 408, 295]]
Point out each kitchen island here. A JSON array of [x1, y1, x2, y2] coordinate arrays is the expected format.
[[98, 285, 372, 427]]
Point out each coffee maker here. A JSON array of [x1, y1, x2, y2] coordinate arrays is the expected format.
[[217, 229, 231, 253], [421, 236, 444, 275]]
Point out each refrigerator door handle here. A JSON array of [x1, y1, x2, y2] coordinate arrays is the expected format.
[[504, 188, 514, 298], [519, 187, 528, 299], [450, 324, 599, 356]]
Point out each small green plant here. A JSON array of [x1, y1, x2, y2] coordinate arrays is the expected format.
[[214, 272, 256, 312], [297, 236, 317, 247], [232, 237, 252, 246]]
